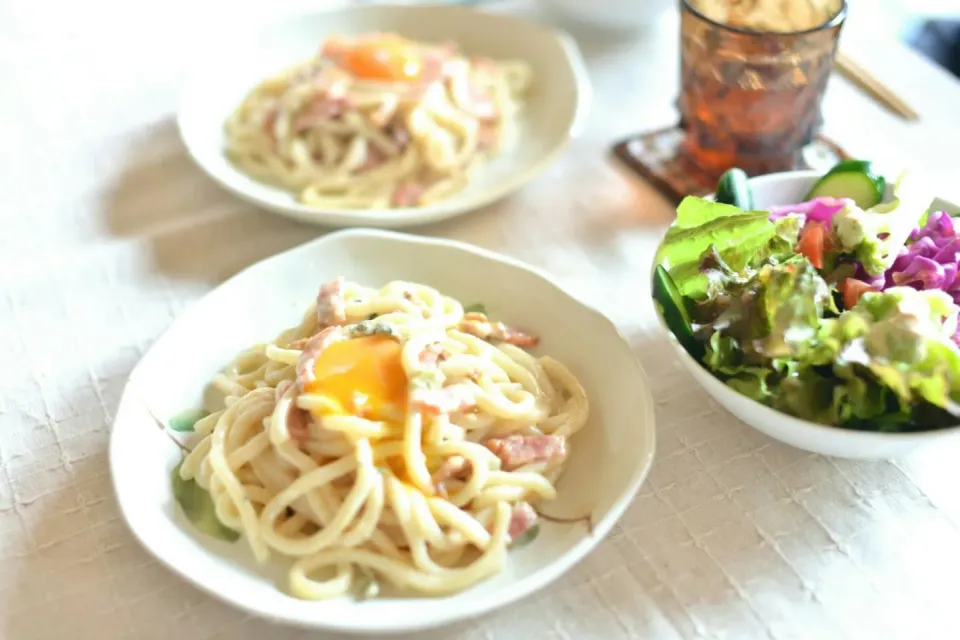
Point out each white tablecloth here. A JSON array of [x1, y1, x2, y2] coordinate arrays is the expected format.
[[4, 1, 960, 638]]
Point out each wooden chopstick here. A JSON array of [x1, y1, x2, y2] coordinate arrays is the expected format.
[[834, 50, 920, 121]]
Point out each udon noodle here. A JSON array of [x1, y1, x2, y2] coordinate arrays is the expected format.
[[177, 278, 588, 599], [224, 33, 532, 210]]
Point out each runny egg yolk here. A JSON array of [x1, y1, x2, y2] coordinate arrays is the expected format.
[[305, 335, 408, 422], [340, 34, 423, 83]]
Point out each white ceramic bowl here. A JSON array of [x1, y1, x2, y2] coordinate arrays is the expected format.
[[110, 229, 655, 634], [653, 169, 960, 460], [539, 0, 675, 31], [177, 4, 591, 229]]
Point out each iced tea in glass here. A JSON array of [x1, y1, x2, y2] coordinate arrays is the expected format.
[[678, 0, 847, 179]]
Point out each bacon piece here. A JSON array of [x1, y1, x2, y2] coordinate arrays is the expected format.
[[419, 53, 446, 84], [390, 183, 425, 208], [459, 312, 539, 348], [262, 105, 280, 148], [319, 37, 350, 60], [418, 342, 447, 366], [477, 122, 498, 150], [288, 65, 353, 132], [368, 97, 400, 128], [508, 502, 538, 541], [275, 380, 293, 401], [287, 337, 308, 350], [464, 82, 498, 121], [359, 142, 387, 173], [431, 455, 472, 497], [411, 383, 475, 415], [293, 98, 348, 132], [389, 124, 411, 148], [486, 434, 566, 470], [317, 277, 347, 327], [275, 379, 311, 442], [295, 326, 343, 391], [287, 402, 312, 443]]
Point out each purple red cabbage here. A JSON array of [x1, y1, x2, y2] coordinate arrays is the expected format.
[[768, 197, 852, 224], [871, 211, 960, 304]]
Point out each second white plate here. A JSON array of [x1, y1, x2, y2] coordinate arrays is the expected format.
[[177, 4, 591, 228]]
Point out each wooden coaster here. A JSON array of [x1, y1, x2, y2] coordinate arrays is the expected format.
[[612, 125, 850, 204]]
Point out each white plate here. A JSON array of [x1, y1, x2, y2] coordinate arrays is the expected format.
[[653, 170, 960, 460], [110, 230, 654, 633], [177, 4, 591, 229]]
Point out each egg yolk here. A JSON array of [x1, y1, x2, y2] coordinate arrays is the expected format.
[[340, 35, 423, 82], [306, 335, 408, 422]]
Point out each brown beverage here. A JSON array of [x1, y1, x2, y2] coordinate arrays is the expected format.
[[679, 0, 847, 179]]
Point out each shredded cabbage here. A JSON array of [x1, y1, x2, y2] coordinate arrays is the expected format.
[[768, 197, 852, 224]]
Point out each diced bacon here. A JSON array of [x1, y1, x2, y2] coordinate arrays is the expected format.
[[418, 342, 447, 366], [470, 56, 497, 73], [287, 401, 312, 443], [390, 183, 425, 208], [293, 98, 347, 132], [486, 435, 566, 470], [275, 379, 293, 401], [411, 383, 475, 415], [390, 124, 411, 148], [319, 37, 350, 61], [262, 105, 280, 147], [431, 455, 472, 497], [275, 379, 311, 442], [317, 277, 347, 327], [359, 142, 387, 173], [508, 502, 538, 541], [296, 326, 343, 391], [477, 122, 498, 150], [287, 337, 308, 350], [420, 52, 447, 84], [459, 312, 539, 348], [368, 98, 399, 128], [464, 82, 498, 121]]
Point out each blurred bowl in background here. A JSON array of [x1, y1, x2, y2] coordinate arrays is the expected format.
[[539, 0, 675, 32]]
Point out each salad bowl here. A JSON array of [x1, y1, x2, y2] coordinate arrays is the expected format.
[[652, 167, 960, 460]]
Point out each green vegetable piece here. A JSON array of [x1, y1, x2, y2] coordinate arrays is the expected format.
[[510, 524, 540, 549], [463, 303, 486, 314], [168, 408, 209, 432], [652, 265, 703, 359], [805, 159, 886, 209], [832, 173, 926, 276], [171, 460, 240, 542], [714, 168, 754, 211], [657, 197, 776, 298], [354, 567, 381, 601]]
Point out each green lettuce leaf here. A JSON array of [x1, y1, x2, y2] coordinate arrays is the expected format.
[[674, 196, 747, 228], [172, 460, 240, 542], [693, 257, 831, 359], [658, 198, 777, 298], [169, 408, 209, 432]]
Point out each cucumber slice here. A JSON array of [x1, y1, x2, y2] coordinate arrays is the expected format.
[[652, 265, 703, 359], [714, 168, 754, 210], [805, 160, 885, 209]]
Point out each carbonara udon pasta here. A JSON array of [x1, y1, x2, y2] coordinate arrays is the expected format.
[[176, 278, 588, 599], [224, 33, 532, 210]]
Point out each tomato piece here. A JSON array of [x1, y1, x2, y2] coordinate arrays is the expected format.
[[840, 278, 878, 310], [797, 222, 827, 269]]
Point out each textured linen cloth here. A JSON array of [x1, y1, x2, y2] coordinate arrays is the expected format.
[[3, 1, 960, 638]]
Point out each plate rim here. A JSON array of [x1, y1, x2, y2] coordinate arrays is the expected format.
[[175, 4, 593, 229], [110, 228, 656, 633]]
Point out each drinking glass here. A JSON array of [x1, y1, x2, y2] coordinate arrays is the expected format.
[[678, 0, 847, 178]]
